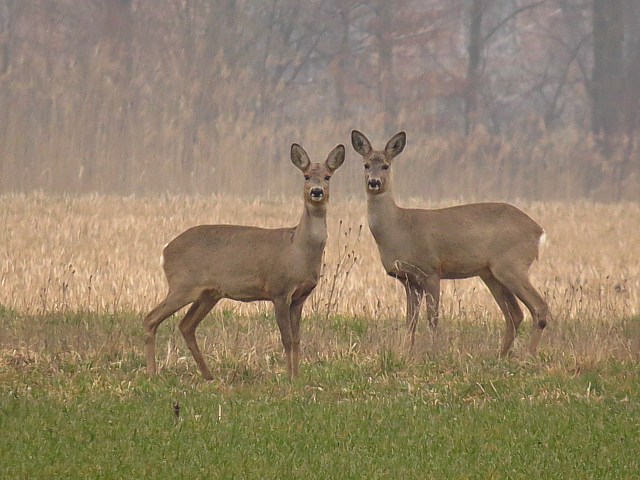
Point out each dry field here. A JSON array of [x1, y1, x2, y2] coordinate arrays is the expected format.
[[1, 193, 639, 368]]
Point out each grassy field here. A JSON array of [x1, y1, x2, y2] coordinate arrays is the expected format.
[[1, 194, 640, 477], [1, 309, 639, 478]]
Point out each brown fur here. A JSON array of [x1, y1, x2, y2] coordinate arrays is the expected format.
[[144, 143, 345, 380], [351, 130, 550, 356]]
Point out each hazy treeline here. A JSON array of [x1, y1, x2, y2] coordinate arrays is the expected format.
[[0, 0, 638, 200]]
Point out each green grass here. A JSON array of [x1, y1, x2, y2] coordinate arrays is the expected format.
[[1, 311, 639, 478]]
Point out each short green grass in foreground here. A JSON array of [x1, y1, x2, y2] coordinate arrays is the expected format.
[[1, 311, 639, 478]]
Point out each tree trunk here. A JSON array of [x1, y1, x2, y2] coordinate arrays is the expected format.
[[591, 0, 624, 141], [376, 1, 395, 135], [334, 5, 350, 120], [465, 0, 484, 136], [103, 0, 134, 193]]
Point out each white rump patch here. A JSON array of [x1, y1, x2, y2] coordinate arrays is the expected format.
[[160, 242, 169, 267], [537, 231, 547, 259]]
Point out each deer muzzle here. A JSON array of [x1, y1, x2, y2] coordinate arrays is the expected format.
[[368, 179, 382, 191], [310, 187, 325, 201]]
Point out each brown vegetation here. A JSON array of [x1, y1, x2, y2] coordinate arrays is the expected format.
[[1, 194, 638, 364], [1, 1, 639, 199]]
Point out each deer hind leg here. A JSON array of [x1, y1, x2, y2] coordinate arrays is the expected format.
[[178, 292, 220, 381], [143, 291, 193, 376], [481, 273, 524, 357], [404, 281, 424, 348], [490, 267, 550, 356]]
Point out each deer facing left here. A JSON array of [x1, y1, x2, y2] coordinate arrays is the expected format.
[[143, 143, 345, 380]]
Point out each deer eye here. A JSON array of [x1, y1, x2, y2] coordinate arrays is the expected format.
[[304, 175, 310, 181], [324, 175, 331, 181], [381, 164, 390, 170], [364, 164, 370, 170]]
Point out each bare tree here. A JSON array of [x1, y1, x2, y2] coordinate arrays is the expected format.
[[463, 0, 551, 134], [100, 0, 134, 192], [373, 1, 397, 134], [465, 0, 485, 135], [591, 0, 624, 142]]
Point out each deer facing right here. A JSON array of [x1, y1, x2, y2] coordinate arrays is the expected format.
[[351, 130, 550, 357]]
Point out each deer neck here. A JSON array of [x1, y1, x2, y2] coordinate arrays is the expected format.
[[293, 202, 328, 252], [367, 188, 402, 239]]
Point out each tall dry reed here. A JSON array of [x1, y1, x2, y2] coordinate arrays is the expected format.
[[1, 193, 637, 317], [1, 193, 639, 371]]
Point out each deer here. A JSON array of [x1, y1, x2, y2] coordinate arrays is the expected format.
[[143, 143, 345, 380], [351, 130, 550, 357]]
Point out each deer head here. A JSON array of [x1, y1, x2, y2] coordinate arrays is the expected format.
[[351, 130, 406, 195], [291, 143, 345, 207]]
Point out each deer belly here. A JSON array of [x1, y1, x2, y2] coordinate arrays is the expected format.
[[291, 282, 317, 303], [439, 258, 488, 279], [381, 255, 435, 282], [199, 270, 269, 302], [380, 249, 487, 281]]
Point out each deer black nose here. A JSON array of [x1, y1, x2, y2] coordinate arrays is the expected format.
[[310, 187, 324, 200], [368, 179, 381, 189]]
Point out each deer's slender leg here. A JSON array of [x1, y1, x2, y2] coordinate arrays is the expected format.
[[178, 293, 220, 381], [274, 298, 294, 377], [289, 298, 307, 378], [404, 281, 424, 347], [423, 274, 440, 329], [482, 273, 525, 357], [143, 291, 192, 376], [491, 267, 549, 356]]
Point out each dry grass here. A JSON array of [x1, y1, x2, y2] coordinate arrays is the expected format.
[[1, 193, 639, 369]]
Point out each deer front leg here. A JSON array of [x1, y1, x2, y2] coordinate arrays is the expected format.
[[423, 274, 440, 328], [404, 281, 424, 347], [289, 299, 307, 378], [273, 298, 294, 377]]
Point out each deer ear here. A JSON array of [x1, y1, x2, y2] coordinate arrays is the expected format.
[[385, 131, 406, 159], [351, 130, 372, 156], [291, 143, 310, 171], [326, 144, 345, 172]]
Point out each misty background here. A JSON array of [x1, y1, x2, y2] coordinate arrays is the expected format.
[[0, 0, 638, 200]]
